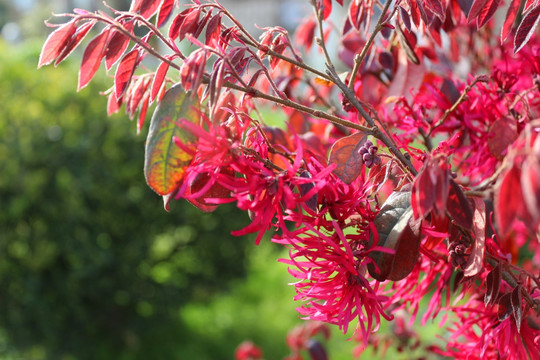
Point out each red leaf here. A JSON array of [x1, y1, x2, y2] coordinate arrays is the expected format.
[[488, 117, 518, 160], [107, 90, 123, 116], [501, 0, 521, 42], [205, 13, 222, 45], [476, 0, 502, 28], [78, 28, 111, 90], [463, 198, 486, 277], [55, 21, 95, 66], [105, 23, 134, 71], [151, 61, 170, 102], [139, 0, 161, 19], [179, 8, 201, 41], [157, 0, 177, 28], [411, 167, 433, 219], [169, 10, 189, 40], [322, 0, 333, 20], [115, 49, 140, 99], [128, 76, 150, 119], [411, 156, 449, 219], [138, 94, 150, 134], [521, 156, 540, 226], [328, 132, 367, 184], [485, 263, 502, 306], [38, 20, 77, 68], [188, 169, 233, 212], [387, 48, 425, 101], [514, 4, 540, 52], [368, 191, 422, 281], [447, 180, 473, 229], [180, 49, 207, 92], [294, 17, 317, 51], [495, 165, 523, 235]]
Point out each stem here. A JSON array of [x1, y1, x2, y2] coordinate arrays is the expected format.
[[326, 66, 418, 176], [79, 13, 182, 70], [428, 75, 487, 137], [222, 80, 373, 133], [486, 255, 540, 314], [311, 0, 334, 72], [348, 0, 394, 91]]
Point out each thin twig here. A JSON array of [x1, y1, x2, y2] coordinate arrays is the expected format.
[[428, 75, 487, 137], [348, 0, 394, 91]]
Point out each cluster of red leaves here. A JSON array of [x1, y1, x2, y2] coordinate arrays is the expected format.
[[39, 0, 540, 358]]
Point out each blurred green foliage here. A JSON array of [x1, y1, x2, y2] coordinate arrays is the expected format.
[[0, 40, 254, 360]]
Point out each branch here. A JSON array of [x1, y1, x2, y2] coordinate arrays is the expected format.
[[428, 75, 488, 137]]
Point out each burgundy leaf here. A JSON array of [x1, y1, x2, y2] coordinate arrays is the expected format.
[[457, 0, 474, 17], [307, 339, 328, 360], [368, 191, 422, 281], [447, 180, 473, 230], [511, 285, 523, 331], [105, 22, 134, 71], [501, 0, 521, 42], [298, 170, 318, 212], [463, 198, 486, 277], [328, 132, 367, 184], [485, 263, 501, 306], [488, 117, 518, 160], [396, 24, 420, 65], [514, 4, 540, 53], [54, 21, 95, 66], [115, 49, 140, 99], [151, 60, 170, 102], [399, 6, 413, 31], [38, 20, 77, 68], [424, 0, 445, 20], [476, 0, 502, 28], [157, 0, 177, 28], [193, 9, 213, 39], [498, 293, 513, 321], [440, 78, 461, 104], [78, 28, 111, 90], [467, 0, 490, 23]]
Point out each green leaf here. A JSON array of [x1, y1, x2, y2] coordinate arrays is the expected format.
[[144, 84, 200, 195]]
